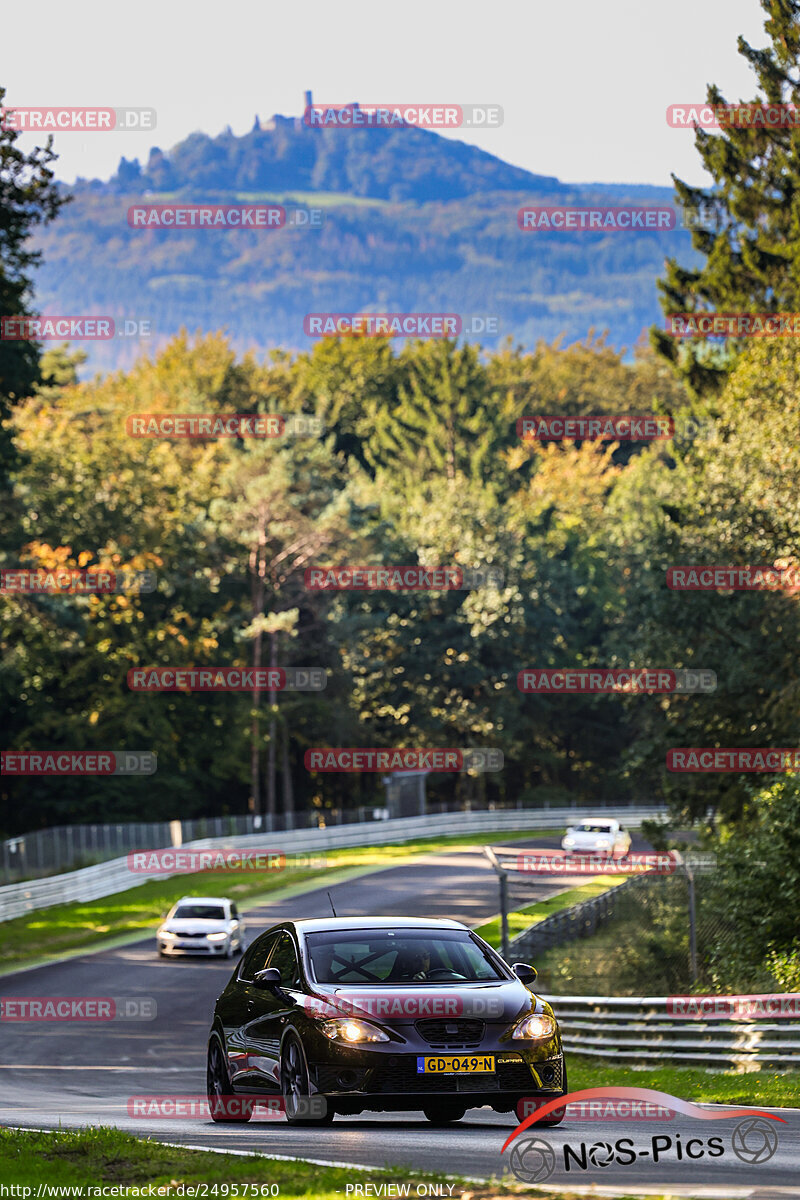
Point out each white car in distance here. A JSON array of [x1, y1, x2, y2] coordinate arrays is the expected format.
[[157, 896, 244, 958], [561, 819, 631, 857]]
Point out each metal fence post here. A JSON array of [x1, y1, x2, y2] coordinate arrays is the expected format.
[[483, 846, 510, 962]]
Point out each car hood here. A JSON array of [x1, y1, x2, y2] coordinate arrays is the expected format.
[[300, 979, 550, 1026], [163, 919, 227, 934]]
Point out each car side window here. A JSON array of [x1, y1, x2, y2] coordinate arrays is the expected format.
[[239, 933, 278, 981], [230, 903, 239, 919], [267, 933, 302, 987]]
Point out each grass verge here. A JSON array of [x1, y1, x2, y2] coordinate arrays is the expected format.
[[473, 876, 627, 948], [0, 829, 560, 971], [569, 1055, 800, 1106], [0, 1124, 698, 1197]]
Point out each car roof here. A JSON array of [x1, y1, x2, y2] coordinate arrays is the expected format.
[[174, 896, 231, 905], [286, 917, 468, 935]]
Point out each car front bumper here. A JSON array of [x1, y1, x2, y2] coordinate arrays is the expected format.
[[308, 1045, 565, 1112], [159, 939, 229, 955]]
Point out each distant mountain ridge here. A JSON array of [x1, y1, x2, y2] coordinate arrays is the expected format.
[[35, 96, 688, 374], [98, 103, 563, 204]]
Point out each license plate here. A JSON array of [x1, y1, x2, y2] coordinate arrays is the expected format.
[[417, 1055, 495, 1074]]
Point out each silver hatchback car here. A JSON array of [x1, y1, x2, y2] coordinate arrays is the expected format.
[[157, 896, 245, 958]]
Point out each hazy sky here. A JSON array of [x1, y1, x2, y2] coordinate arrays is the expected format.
[[3, 0, 766, 188]]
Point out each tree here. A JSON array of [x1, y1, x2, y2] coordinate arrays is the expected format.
[[0, 85, 67, 490], [707, 776, 800, 990], [209, 436, 350, 821], [606, 338, 800, 821], [653, 0, 800, 395]]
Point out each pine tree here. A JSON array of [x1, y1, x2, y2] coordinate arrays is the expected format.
[[0, 85, 66, 536], [653, 0, 800, 395]]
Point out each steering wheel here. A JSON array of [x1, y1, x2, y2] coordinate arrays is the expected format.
[[425, 968, 467, 981]]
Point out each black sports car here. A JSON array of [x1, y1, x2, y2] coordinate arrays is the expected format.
[[206, 916, 567, 1125]]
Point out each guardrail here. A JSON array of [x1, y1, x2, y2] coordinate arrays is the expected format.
[[0, 805, 665, 922], [546, 994, 800, 1069]]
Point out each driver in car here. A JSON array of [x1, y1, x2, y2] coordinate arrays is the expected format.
[[392, 946, 432, 981]]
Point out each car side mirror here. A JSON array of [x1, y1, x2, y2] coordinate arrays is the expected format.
[[513, 962, 538, 984], [253, 967, 282, 989]]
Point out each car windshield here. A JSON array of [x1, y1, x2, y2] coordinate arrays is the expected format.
[[573, 824, 614, 833], [172, 905, 226, 920], [305, 929, 506, 984]]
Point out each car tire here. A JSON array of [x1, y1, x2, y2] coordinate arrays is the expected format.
[[207, 1033, 253, 1123], [423, 1103, 466, 1125], [280, 1034, 334, 1125]]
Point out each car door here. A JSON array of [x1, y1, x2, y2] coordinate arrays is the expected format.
[[223, 932, 279, 1089], [240, 932, 303, 1092]]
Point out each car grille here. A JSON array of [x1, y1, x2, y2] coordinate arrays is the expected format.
[[174, 932, 208, 939], [414, 1018, 485, 1046], [371, 1056, 533, 1094]]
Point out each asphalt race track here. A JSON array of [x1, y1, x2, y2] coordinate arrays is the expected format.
[[2, 836, 798, 1196]]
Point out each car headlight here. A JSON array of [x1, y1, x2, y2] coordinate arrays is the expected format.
[[512, 1013, 557, 1040], [159, 930, 176, 939], [320, 1019, 390, 1044], [206, 932, 228, 941], [563, 836, 575, 846]]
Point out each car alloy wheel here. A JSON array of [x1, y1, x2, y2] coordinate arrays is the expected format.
[[206, 1035, 252, 1123], [280, 1034, 333, 1125]]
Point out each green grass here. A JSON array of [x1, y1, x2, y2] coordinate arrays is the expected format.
[[0, 1126, 473, 1193], [569, 1056, 800, 1107], [473, 876, 627, 948], [0, 1124, 696, 1197], [0, 829, 560, 971]]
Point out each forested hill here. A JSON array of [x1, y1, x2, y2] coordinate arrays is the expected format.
[[33, 107, 688, 374], [102, 114, 560, 202]]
